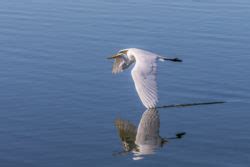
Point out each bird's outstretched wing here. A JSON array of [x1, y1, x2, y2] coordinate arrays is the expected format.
[[136, 109, 160, 146], [131, 55, 158, 108], [115, 119, 137, 151], [112, 56, 133, 74], [112, 57, 124, 74]]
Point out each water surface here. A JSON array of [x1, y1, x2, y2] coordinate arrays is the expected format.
[[0, 0, 250, 166]]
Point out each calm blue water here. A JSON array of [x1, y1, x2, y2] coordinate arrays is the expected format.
[[0, 0, 250, 166]]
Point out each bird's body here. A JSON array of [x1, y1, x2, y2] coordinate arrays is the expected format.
[[134, 108, 161, 155], [108, 48, 181, 109], [115, 108, 162, 160], [115, 108, 185, 160]]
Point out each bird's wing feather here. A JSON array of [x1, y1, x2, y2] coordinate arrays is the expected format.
[[131, 56, 158, 108], [115, 119, 137, 151], [135, 108, 161, 147], [112, 57, 125, 74], [112, 56, 133, 74]]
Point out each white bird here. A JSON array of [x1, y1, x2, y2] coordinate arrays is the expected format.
[[115, 109, 164, 160], [115, 108, 186, 160], [108, 48, 182, 108]]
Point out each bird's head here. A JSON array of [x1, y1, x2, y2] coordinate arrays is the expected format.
[[107, 49, 129, 59]]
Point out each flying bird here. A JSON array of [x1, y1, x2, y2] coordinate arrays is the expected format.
[[114, 108, 186, 160], [108, 48, 182, 109], [115, 109, 163, 160]]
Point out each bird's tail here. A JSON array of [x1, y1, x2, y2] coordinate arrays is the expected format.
[[158, 56, 182, 62]]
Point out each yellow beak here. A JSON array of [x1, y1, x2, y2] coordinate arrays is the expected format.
[[107, 53, 122, 59]]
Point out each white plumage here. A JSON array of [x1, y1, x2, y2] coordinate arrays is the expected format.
[[115, 109, 162, 160], [115, 108, 186, 160], [134, 108, 161, 156], [108, 48, 181, 109]]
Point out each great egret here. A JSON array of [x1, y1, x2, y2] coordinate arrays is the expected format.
[[115, 108, 186, 160], [115, 109, 162, 160], [108, 48, 182, 109]]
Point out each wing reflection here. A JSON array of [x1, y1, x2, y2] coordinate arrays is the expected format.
[[115, 108, 185, 160]]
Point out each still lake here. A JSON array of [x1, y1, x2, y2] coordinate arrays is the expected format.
[[0, 0, 250, 166]]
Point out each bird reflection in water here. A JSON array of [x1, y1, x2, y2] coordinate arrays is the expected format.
[[114, 109, 185, 160]]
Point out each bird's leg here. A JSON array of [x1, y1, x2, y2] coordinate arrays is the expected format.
[[161, 132, 186, 146], [163, 132, 186, 140], [163, 57, 182, 62], [158, 56, 182, 62]]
